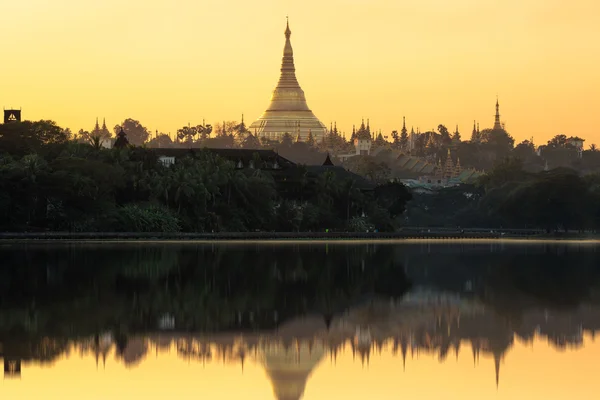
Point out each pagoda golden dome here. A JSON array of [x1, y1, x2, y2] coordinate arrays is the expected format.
[[249, 18, 327, 143]]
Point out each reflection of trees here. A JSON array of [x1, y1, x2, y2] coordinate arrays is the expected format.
[[0, 244, 411, 336], [2, 242, 600, 377], [1, 337, 69, 365]]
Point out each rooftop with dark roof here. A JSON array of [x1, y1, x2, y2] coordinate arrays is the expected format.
[[153, 148, 296, 169]]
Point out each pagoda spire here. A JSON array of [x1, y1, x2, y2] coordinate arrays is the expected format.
[[493, 96, 502, 130], [276, 16, 300, 89], [455, 157, 462, 177]]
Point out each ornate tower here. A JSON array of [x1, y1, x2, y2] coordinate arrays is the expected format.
[[249, 18, 327, 142], [493, 97, 502, 130], [444, 149, 455, 179], [401, 116, 408, 137]]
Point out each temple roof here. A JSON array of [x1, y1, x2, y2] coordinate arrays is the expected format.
[[153, 148, 296, 168], [322, 153, 334, 166]]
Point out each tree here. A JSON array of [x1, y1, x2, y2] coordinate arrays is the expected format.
[[481, 128, 515, 159], [390, 130, 399, 146], [177, 126, 199, 145], [214, 121, 238, 137], [343, 156, 390, 183], [241, 134, 261, 149], [114, 119, 150, 146], [479, 157, 527, 191], [373, 181, 412, 218], [197, 122, 213, 141], [147, 134, 173, 148], [547, 134, 569, 149], [497, 168, 591, 231], [437, 124, 452, 146], [513, 140, 537, 163], [414, 134, 427, 157], [0, 120, 68, 155]]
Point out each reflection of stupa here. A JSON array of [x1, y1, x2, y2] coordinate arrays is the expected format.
[[254, 316, 327, 400], [119, 337, 148, 368]]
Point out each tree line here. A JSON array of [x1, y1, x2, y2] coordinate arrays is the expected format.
[[405, 158, 600, 231], [0, 120, 411, 233]]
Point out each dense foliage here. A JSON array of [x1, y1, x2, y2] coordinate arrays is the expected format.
[[0, 120, 411, 232], [405, 158, 600, 231]]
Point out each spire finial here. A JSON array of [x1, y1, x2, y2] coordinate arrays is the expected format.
[[285, 16, 291, 38], [493, 96, 502, 130]]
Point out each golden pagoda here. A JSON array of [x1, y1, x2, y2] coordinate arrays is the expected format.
[[249, 18, 327, 143]]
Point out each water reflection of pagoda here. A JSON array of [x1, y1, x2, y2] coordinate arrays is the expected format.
[[254, 316, 326, 400], [6, 290, 600, 391]]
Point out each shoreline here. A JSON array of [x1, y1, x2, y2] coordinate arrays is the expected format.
[[1, 231, 599, 243]]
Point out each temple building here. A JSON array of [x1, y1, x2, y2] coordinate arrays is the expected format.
[[249, 19, 327, 143], [353, 119, 372, 155]]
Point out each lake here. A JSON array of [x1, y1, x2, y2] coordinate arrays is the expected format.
[[1, 240, 600, 399]]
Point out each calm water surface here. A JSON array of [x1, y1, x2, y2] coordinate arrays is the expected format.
[[1, 241, 600, 399]]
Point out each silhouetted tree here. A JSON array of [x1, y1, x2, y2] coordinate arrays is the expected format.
[[114, 119, 150, 146]]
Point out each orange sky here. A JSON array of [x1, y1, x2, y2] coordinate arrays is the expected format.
[[2, 336, 600, 399], [1, 0, 599, 145]]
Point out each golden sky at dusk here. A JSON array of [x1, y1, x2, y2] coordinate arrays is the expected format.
[[1, 0, 599, 144], [2, 337, 600, 399]]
